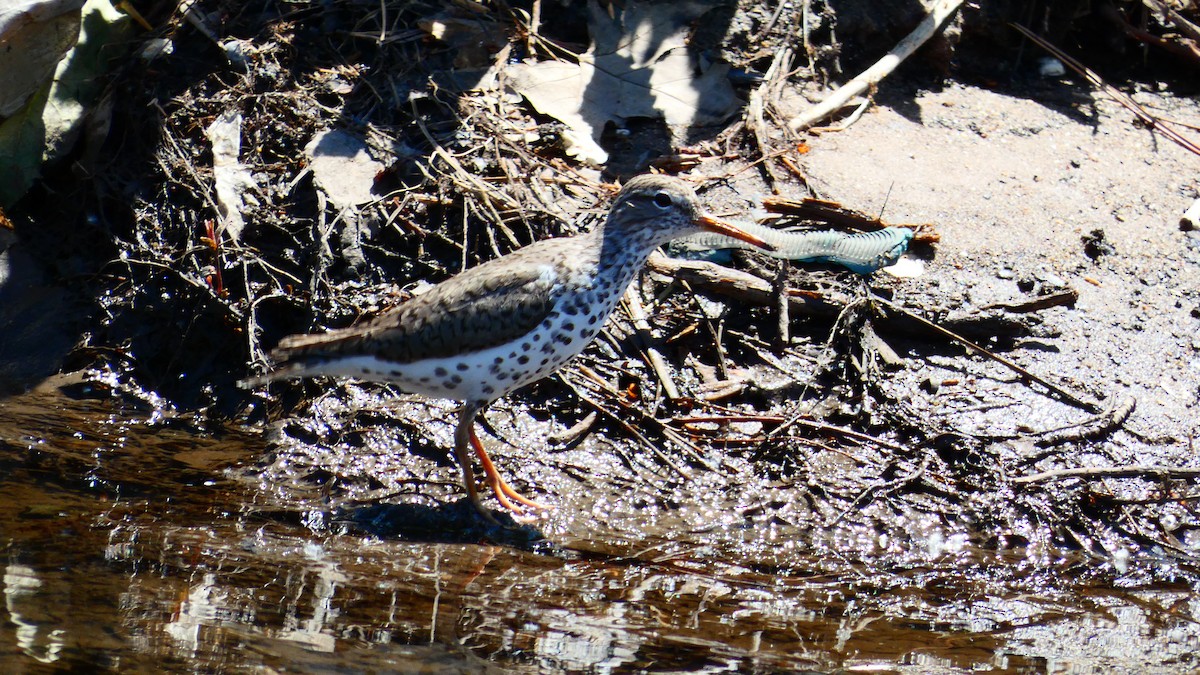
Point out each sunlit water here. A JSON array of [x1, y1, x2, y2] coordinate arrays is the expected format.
[[1, 379, 1198, 673]]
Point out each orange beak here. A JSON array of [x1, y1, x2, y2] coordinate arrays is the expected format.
[[695, 214, 776, 252]]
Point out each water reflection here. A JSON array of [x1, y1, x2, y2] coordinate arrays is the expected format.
[[3, 563, 66, 664], [1, 383, 1199, 672]]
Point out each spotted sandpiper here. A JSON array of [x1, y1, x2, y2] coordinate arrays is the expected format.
[[242, 175, 772, 523]]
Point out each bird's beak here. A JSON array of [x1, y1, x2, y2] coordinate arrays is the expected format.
[[695, 214, 776, 252]]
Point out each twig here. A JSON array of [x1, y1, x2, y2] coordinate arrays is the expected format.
[[772, 258, 790, 348], [572, 362, 730, 473], [875, 296, 1103, 414], [621, 286, 681, 401], [528, 0, 541, 55], [409, 100, 521, 214], [752, 0, 791, 43], [811, 96, 871, 133], [559, 368, 693, 480], [1141, 0, 1200, 44], [645, 252, 852, 319], [1026, 395, 1137, 446], [1100, 3, 1200, 68], [762, 196, 932, 237], [769, 415, 909, 453], [1012, 465, 1200, 484], [1010, 23, 1200, 157], [829, 455, 931, 525], [787, 0, 966, 131], [983, 288, 1078, 313]]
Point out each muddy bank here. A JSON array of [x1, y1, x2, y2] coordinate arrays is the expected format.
[[2, 0, 1200, 671]]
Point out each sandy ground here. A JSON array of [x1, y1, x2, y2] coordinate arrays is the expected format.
[[801, 79, 1200, 443]]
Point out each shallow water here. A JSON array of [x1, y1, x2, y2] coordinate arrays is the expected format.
[[1, 380, 1198, 673]]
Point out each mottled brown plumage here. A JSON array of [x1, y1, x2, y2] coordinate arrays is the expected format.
[[274, 245, 561, 363], [242, 175, 771, 524]]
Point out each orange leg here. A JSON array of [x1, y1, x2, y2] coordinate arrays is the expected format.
[[455, 402, 551, 524], [454, 403, 498, 525], [469, 425, 550, 512]]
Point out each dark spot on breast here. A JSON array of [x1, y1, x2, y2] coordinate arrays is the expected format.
[[563, 322, 575, 331], [581, 328, 595, 338], [517, 355, 530, 365], [497, 372, 509, 381], [435, 367, 448, 377], [494, 356, 503, 364], [482, 384, 495, 395], [564, 304, 579, 315], [521, 342, 531, 351], [443, 380, 457, 389], [456, 363, 469, 371], [587, 315, 599, 325], [450, 374, 463, 384], [419, 376, 431, 383]]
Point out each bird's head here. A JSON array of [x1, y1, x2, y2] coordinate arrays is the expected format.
[[606, 175, 772, 251]]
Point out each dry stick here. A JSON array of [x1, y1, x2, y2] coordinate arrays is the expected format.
[[528, 0, 542, 55], [1010, 23, 1200, 157], [409, 100, 521, 213], [875, 296, 1104, 414], [1141, 0, 1200, 44], [621, 287, 681, 401], [1012, 465, 1200, 485], [772, 259, 790, 348], [1102, 4, 1200, 67], [787, 0, 966, 131], [561, 367, 694, 480], [766, 415, 910, 453]]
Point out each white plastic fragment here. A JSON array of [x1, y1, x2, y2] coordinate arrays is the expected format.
[[1038, 57, 1065, 77], [1182, 197, 1200, 230], [882, 255, 925, 278]]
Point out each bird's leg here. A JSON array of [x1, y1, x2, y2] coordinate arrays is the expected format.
[[468, 425, 550, 512], [455, 402, 499, 525]]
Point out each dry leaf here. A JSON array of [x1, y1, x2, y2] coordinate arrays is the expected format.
[[205, 110, 257, 242], [304, 128, 385, 210], [506, 0, 740, 166]]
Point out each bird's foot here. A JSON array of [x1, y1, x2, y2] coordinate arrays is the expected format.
[[469, 492, 545, 527], [488, 471, 551, 512]]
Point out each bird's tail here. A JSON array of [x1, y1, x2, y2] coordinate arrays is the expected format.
[[238, 325, 365, 389]]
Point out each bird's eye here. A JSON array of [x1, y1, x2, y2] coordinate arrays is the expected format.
[[652, 192, 673, 208]]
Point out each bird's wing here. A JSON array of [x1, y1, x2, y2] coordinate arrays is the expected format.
[[271, 249, 564, 365]]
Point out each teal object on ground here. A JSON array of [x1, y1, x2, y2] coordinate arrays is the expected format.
[[669, 223, 914, 274]]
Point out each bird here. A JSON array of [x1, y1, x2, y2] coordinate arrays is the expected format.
[[241, 174, 772, 524]]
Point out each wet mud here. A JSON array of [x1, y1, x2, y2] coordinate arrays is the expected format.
[[3, 380, 1199, 672]]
